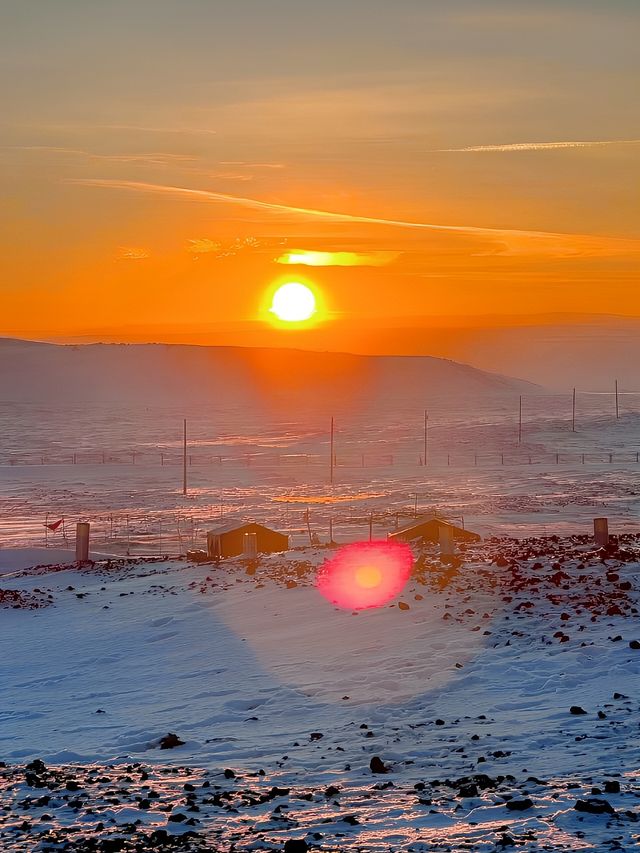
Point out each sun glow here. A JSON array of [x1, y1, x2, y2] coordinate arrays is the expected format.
[[270, 282, 317, 323]]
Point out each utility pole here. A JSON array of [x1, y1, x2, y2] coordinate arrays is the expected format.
[[615, 379, 620, 419], [183, 419, 188, 496], [572, 387, 576, 432], [330, 416, 335, 484], [424, 410, 429, 466], [518, 396, 522, 445]]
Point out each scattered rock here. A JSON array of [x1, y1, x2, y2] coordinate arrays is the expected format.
[[370, 756, 390, 774], [574, 798, 616, 815], [506, 798, 534, 811], [158, 733, 185, 750]]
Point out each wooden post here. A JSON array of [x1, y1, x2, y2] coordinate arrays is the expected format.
[[329, 517, 334, 543], [369, 512, 373, 542], [594, 517, 609, 547], [306, 508, 313, 546], [183, 419, 187, 496], [414, 493, 418, 518], [439, 524, 454, 557], [518, 395, 522, 445], [572, 387, 576, 432], [615, 379, 620, 419], [330, 417, 334, 485], [76, 522, 90, 563], [424, 410, 429, 466]]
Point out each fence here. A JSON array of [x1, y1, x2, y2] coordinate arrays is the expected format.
[[2, 449, 640, 468], [8, 501, 450, 555]]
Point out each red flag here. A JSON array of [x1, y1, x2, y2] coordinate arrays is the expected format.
[[45, 519, 63, 532]]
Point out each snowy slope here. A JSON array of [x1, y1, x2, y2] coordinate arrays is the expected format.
[[1, 538, 639, 851]]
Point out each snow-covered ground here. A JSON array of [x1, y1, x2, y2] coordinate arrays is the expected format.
[[1, 537, 639, 851]]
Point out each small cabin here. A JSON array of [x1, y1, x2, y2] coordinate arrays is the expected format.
[[388, 513, 480, 545], [206, 521, 289, 559]]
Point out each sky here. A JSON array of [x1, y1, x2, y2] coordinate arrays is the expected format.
[[1, 0, 639, 350]]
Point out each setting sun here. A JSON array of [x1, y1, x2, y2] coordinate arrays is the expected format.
[[270, 282, 317, 323]]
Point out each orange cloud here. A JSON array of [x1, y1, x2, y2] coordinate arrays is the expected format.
[[276, 250, 400, 267], [72, 178, 640, 259]]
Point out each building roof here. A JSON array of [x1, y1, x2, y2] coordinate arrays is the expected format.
[[392, 512, 448, 536], [206, 520, 285, 537], [389, 512, 478, 540]]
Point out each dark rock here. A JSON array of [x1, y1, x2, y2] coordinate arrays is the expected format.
[[506, 798, 534, 811], [284, 841, 309, 853], [574, 798, 616, 815], [458, 783, 479, 798], [370, 756, 389, 774], [629, 640, 640, 650], [159, 733, 185, 750], [570, 706, 588, 715], [604, 781, 621, 794]]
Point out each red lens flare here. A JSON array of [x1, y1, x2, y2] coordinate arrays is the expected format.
[[316, 540, 413, 610]]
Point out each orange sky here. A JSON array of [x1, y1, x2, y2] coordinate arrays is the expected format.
[[1, 0, 639, 348]]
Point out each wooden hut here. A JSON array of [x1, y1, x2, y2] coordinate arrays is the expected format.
[[206, 521, 289, 559], [388, 512, 479, 545]]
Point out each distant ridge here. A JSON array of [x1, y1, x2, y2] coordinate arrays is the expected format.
[[0, 338, 537, 405]]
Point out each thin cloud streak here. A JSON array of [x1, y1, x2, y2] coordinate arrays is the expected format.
[[439, 139, 640, 152], [69, 178, 640, 258], [13, 146, 196, 165]]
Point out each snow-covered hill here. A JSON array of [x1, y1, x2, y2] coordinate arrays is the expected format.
[[1, 537, 638, 851]]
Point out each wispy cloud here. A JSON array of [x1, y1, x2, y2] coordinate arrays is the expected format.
[[13, 146, 196, 166], [277, 250, 400, 267], [206, 171, 254, 182], [28, 122, 217, 137], [116, 246, 149, 260], [186, 238, 222, 255], [439, 139, 640, 152], [186, 235, 278, 259], [70, 178, 640, 258], [219, 161, 285, 169]]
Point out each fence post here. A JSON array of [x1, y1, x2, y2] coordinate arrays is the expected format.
[[76, 522, 90, 563], [594, 517, 609, 547]]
